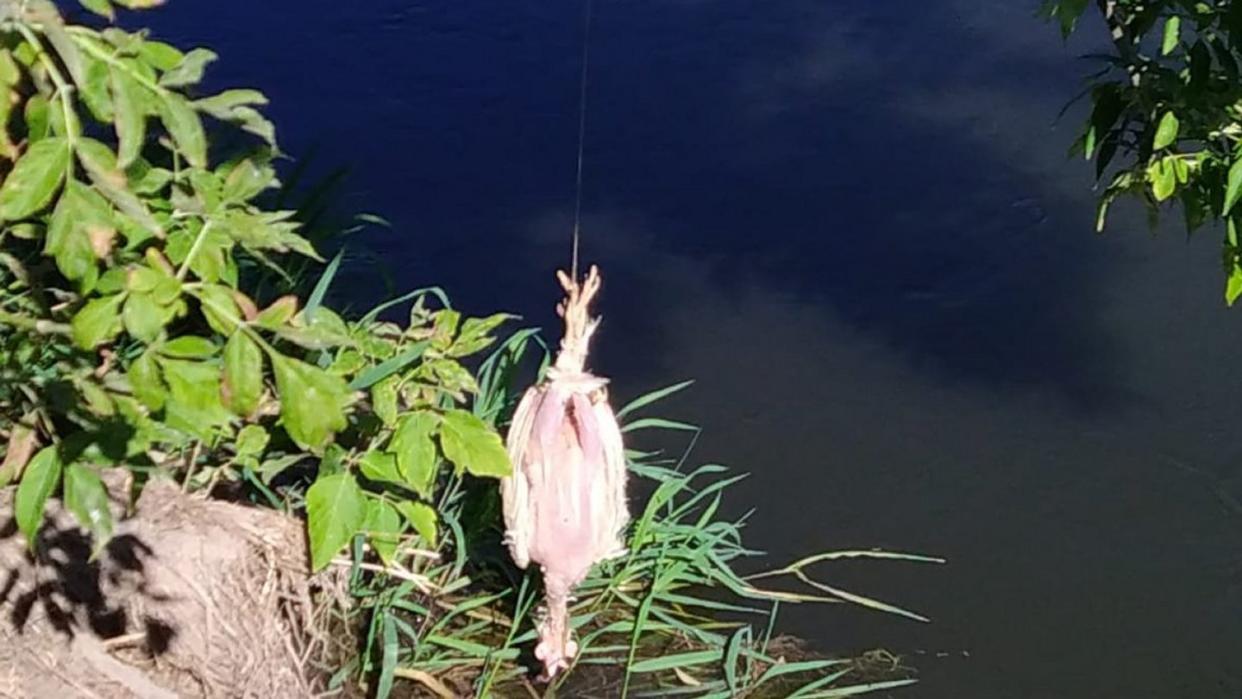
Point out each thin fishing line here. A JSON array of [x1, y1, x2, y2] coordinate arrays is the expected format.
[[570, 0, 594, 281]]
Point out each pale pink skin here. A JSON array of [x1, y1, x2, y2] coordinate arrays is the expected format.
[[525, 387, 607, 678], [501, 266, 628, 681]]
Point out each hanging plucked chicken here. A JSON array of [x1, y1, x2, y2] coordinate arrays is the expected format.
[[501, 265, 629, 680]]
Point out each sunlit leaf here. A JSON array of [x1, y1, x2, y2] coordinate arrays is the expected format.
[[223, 331, 263, 417], [363, 498, 402, 565], [78, 0, 114, 20], [1162, 16, 1181, 55], [159, 93, 207, 168], [271, 354, 350, 451], [64, 464, 114, 558], [0, 138, 69, 221], [123, 291, 166, 343], [235, 424, 269, 457], [439, 409, 510, 478], [160, 358, 232, 437], [388, 410, 438, 497], [129, 349, 166, 410], [395, 500, 438, 547], [80, 55, 114, 122], [306, 472, 365, 572], [196, 283, 240, 335], [1227, 265, 1242, 306], [371, 375, 400, 427], [72, 293, 126, 349], [1224, 158, 1242, 215], [159, 47, 217, 88], [1153, 111, 1179, 150], [255, 295, 297, 328], [359, 451, 401, 483], [159, 335, 217, 358], [135, 39, 183, 70], [15, 447, 61, 548]]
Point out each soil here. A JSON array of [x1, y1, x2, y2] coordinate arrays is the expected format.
[[0, 470, 345, 699]]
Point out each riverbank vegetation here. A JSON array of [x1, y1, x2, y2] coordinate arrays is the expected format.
[[0, 1, 937, 695]]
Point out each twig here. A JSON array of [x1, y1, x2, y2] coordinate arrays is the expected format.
[[392, 668, 458, 698], [182, 440, 202, 493], [0, 308, 71, 335], [101, 631, 147, 650], [328, 558, 434, 592]]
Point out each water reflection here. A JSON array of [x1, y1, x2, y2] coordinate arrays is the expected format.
[[145, 1, 1242, 697]]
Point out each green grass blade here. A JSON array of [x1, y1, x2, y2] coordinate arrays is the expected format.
[[305, 247, 344, 322], [348, 341, 429, 390], [617, 379, 694, 419]]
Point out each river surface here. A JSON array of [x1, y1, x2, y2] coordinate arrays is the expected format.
[[146, 2, 1242, 697]]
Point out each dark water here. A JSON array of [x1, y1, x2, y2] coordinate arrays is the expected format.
[[144, 1, 1242, 696]]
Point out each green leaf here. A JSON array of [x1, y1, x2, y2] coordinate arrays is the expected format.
[[72, 293, 126, 349], [276, 309, 353, 350], [358, 451, 401, 483], [194, 89, 268, 117], [222, 157, 274, 202], [159, 48, 217, 88], [15, 447, 62, 548], [371, 376, 400, 427], [24, 95, 49, 143], [45, 183, 104, 282], [328, 348, 366, 376], [1153, 111, 1179, 150], [439, 409, 511, 478], [159, 93, 207, 168], [448, 313, 512, 357], [136, 40, 183, 71], [160, 358, 232, 437], [272, 354, 350, 451], [129, 349, 166, 411], [388, 411, 439, 497], [0, 138, 69, 221], [123, 292, 165, 343], [74, 137, 162, 238], [64, 464, 113, 558], [1148, 158, 1176, 201], [0, 50, 19, 87], [79, 0, 114, 20], [160, 335, 217, 358], [395, 501, 438, 547], [223, 331, 263, 417], [428, 358, 479, 396], [363, 498, 402, 565], [235, 424, 269, 457], [305, 472, 365, 572], [1227, 265, 1242, 306], [1162, 16, 1181, 55], [255, 295, 297, 328], [80, 55, 115, 122], [196, 283, 240, 335], [431, 309, 462, 350], [111, 67, 147, 168], [1224, 158, 1242, 215]]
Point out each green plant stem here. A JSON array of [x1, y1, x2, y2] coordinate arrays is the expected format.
[[0, 308, 70, 335], [185, 283, 277, 354], [175, 221, 214, 281], [15, 22, 77, 175], [67, 29, 166, 95]]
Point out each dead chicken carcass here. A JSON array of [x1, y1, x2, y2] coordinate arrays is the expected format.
[[501, 265, 629, 680]]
